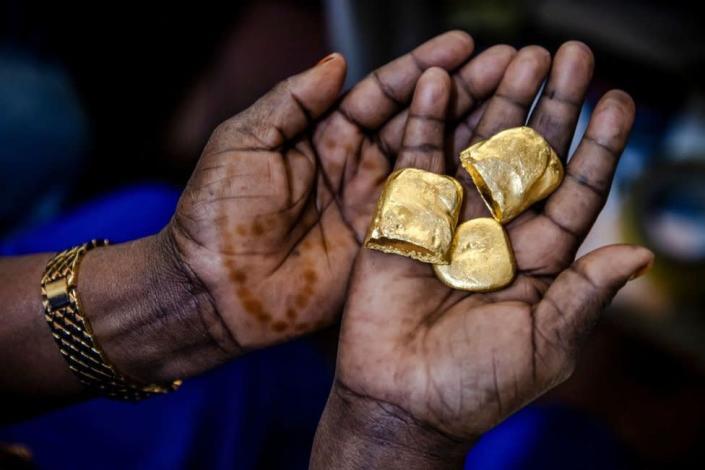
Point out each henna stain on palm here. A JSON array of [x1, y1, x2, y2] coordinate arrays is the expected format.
[[221, 214, 273, 325], [252, 220, 265, 236], [303, 268, 318, 284], [286, 308, 297, 321], [230, 269, 247, 284], [295, 322, 309, 332], [294, 292, 309, 308], [265, 218, 277, 229], [271, 321, 289, 332], [294, 267, 317, 308], [361, 159, 376, 171], [239, 288, 271, 323]]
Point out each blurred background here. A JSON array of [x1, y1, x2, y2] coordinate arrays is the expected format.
[[1, 0, 705, 468]]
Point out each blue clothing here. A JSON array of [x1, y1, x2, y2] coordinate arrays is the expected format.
[[0, 184, 626, 469]]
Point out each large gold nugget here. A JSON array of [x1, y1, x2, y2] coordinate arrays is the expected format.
[[433, 218, 515, 291], [460, 126, 563, 223], [365, 168, 463, 264]]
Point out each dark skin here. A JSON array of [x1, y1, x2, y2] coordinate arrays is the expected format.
[[1, 31, 509, 417], [310, 44, 654, 468], [0, 31, 651, 469]]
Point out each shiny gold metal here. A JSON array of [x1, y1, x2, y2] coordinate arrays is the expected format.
[[433, 218, 516, 291], [41, 240, 182, 401], [460, 126, 563, 223], [365, 168, 463, 264]]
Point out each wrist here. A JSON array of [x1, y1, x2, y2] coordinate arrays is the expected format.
[[79, 232, 230, 385], [311, 379, 472, 470]]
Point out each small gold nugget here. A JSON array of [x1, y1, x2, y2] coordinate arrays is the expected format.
[[433, 218, 515, 291], [365, 168, 463, 264], [460, 126, 563, 223]]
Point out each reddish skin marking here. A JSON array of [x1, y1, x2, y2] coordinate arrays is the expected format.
[[265, 218, 277, 229], [257, 312, 273, 323], [237, 286, 271, 324], [286, 308, 297, 321], [361, 159, 376, 171], [295, 322, 310, 332], [271, 321, 289, 332], [230, 269, 247, 284], [252, 220, 265, 236], [222, 216, 272, 325], [303, 269, 318, 284], [293, 267, 317, 308], [294, 293, 309, 308]]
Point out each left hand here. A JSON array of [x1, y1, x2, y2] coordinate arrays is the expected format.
[[312, 41, 653, 468]]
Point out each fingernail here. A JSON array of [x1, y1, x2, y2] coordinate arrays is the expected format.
[[317, 53, 338, 66], [629, 256, 654, 281]]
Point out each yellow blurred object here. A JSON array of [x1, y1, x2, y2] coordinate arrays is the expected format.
[[460, 126, 563, 223], [365, 168, 463, 264], [433, 217, 516, 291]]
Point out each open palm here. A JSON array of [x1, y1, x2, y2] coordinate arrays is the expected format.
[[336, 42, 653, 442], [167, 31, 520, 355]]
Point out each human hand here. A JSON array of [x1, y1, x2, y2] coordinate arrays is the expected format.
[[164, 31, 518, 358], [311, 42, 654, 469]]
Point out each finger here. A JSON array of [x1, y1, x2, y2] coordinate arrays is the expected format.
[[449, 44, 517, 121], [339, 30, 474, 131], [540, 90, 636, 244], [376, 45, 516, 159], [450, 100, 488, 159], [528, 41, 594, 160], [207, 53, 348, 152], [453, 46, 551, 221], [532, 244, 653, 382], [395, 68, 452, 174], [467, 45, 551, 143]]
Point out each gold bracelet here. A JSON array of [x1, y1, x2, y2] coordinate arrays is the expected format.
[[41, 240, 181, 401]]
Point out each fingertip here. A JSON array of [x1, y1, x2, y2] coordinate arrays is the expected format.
[[417, 30, 475, 69], [446, 29, 475, 52], [587, 90, 636, 142], [315, 52, 347, 77], [517, 45, 551, 66], [602, 89, 636, 114], [419, 66, 452, 89], [582, 244, 654, 283], [557, 40, 594, 65], [487, 44, 518, 60], [626, 245, 655, 279], [414, 67, 452, 115]]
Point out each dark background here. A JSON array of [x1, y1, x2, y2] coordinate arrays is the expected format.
[[2, 0, 705, 468]]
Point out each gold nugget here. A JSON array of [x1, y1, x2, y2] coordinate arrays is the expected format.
[[433, 218, 515, 292], [365, 168, 463, 264], [460, 126, 563, 223]]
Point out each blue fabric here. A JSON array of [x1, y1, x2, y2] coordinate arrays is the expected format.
[[0, 183, 333, 469], [466, 405, 629, 470], [0, 183, 624, 469]]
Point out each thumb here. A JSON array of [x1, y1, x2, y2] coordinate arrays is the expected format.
[[214, 53, 347, 151], [532, 244, 654, 382]]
